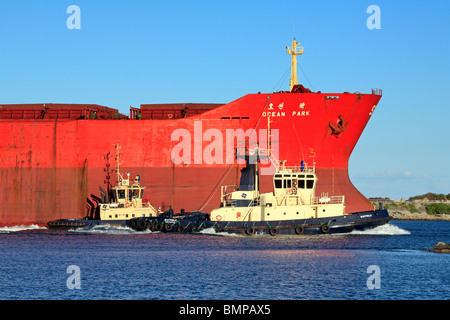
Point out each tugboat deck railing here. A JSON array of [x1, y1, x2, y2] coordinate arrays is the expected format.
[[314, 195, 345, 204], [277, 166, 315, 174]]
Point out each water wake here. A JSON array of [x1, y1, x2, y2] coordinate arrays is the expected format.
[[199, 227, 243, 237], [349, 223, 410, 236], [0, 224, 46, 233], [69, 224, 157, 235], [198, 224, 411, 237]]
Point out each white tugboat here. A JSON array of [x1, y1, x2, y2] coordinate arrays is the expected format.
[[47, 143, 158, 229], [209, 151, 346, 235]]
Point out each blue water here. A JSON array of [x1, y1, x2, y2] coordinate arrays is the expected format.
[[0, 221, 448, 300]]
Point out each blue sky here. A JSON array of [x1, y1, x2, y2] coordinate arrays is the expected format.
[[0, 0, 449, 199]]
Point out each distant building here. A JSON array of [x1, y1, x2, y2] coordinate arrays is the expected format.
[[368, 197, 393, 203]]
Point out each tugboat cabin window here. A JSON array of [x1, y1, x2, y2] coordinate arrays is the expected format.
[[117, 190, 126, 199], [131, 189, 141, 199], [274, 179, 282, 189], [283, 180, 292, 189], [275, 176, 311, 190]]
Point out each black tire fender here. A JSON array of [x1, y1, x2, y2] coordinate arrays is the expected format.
[[269, 227, 278, 236], [320, 224, 330, 233]]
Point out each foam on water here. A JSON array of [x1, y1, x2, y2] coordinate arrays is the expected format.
[[0, 224, 46, 233], [0, 222, 406, 237], [69, 224, 158, 235], [70, 225, 240, 236], [348, 223, 410, 236], [199, 227, 243, 237], [198, 224, 411, 237]]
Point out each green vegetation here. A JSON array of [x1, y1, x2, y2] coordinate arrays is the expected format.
[[425, 203, 450, 215], [371, 192, 450, 217], [384, 203, 396, 209], [409, 193, 449, 201], [408, 203, 419, 213]]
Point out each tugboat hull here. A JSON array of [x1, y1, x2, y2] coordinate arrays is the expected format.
[[47, 219, 131, 230], [49, 210, 390, 236], [124, 209, 390, 236], [176, 209, 390, 236]]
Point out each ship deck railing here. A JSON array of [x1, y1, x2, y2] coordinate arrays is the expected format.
[[372, 88, 382, 95], [220, 194, 344, 207], [277, 165, 315, 173], [313, 195, 345, 205], [141, 201, 155, 208]]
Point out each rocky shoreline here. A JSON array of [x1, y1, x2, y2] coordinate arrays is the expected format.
[[388, 212, 450, 221], [370, 200, 450, 221]]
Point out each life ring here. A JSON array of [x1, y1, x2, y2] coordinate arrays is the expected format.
[[168, 113, 173, 119], [245, 227, 255, 236], [292, 187, 297, 195], [269, 227, 278, 236], [320, 224, 330, 233], [294, 225, 304, 235], [216, 215, 222, 221], [125, 202, 131, 208]]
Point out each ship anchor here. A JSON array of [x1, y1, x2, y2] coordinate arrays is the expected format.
[[329, 115, 348, 136]]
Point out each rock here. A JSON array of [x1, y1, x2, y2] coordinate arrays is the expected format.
[[433, 242, 450, 253]]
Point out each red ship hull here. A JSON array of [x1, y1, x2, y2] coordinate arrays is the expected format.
[[0, 90, 381, 226]]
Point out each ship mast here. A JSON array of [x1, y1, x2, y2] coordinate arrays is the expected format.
[[286, 38, 304, 91], [267, 114, 273, 157]]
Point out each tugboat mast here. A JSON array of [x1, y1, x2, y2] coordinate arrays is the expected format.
[[115, 143, 123, 184], [286, 38, 304, 91]]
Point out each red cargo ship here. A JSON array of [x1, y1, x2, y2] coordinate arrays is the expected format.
[[0, 39, 381, 227]]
